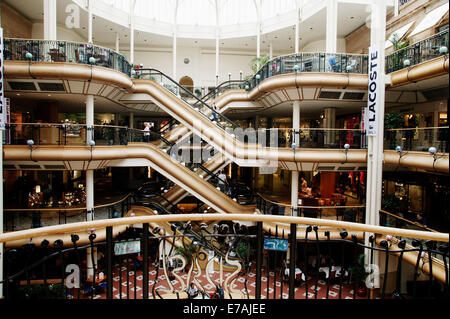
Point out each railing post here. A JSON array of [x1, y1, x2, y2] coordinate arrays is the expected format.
[[106, 226, 113, 299], [142, 223, 149, 299], [289, 223, 296, 299], [255, 221, 263, 299]]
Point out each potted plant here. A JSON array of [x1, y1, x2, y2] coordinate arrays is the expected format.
[[389, 33, 410, 71], [349, 253, 369, 297], [385, 112, 405, 149], [194, 88, 202, 98], [249, 54, 270, 75], [175, 243, 197, 271]]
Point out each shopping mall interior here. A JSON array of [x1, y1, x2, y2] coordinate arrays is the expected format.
[[0, 0, 448, 301]]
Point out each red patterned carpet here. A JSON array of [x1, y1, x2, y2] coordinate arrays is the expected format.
[[75, 258, 370, 300]]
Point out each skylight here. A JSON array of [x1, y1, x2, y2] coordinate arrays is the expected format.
[[409, 4, 449, 37]]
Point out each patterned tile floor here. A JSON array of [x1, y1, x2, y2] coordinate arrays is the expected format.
[[77, 259, 369, 300]]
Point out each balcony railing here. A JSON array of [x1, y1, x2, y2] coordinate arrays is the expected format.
[[385, 29, 449, 73], [249, 52, 369, 90], [0, 213, 447, 300], [3, 38, 132, 76], [384, 127, 448, 153]]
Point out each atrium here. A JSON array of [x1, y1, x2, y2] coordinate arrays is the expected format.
[[0, 0, 448, 301]]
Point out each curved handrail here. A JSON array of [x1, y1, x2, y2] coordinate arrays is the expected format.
[[196, 80, 249, 104], [0, 213, 448, 243], [379, 209, 439, 233]]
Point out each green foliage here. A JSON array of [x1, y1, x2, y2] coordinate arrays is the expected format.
[[249, 54, 270, 74], [194, 88, 202, 97], [382, 193, 400, 211], [389, 33, 410, 51], [348, 254, 368, 285], [16, 283, 66, 299], [176, 243, 197, 265], [385, 112, 405, 129], [236, 241, 249, 260]]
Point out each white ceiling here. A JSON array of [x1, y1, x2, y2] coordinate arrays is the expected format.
[[5, 0, 371, 52]]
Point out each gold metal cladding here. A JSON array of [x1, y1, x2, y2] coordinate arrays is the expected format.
[[4, 60, 134, 90], [1, 213, 448, 245], [132, 79, 366, 164], [4, 61, 449, 173], [384, 150, 449, 173], [213, 72, 369, 110], [389, 55, 449, 88], [163, 152, 227, 204], [3, 144, 254, 215]]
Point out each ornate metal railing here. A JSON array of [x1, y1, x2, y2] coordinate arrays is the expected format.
[[248, 52, 369, 90], [385, 29, 449, 73], [3, 38, 132, 76], [0, 214, 448, 300]]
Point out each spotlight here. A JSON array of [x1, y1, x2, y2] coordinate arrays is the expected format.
[[439, 46, 448, 54], [89, 140, 95, 147], [344, 143, 350, 150], [25, 52, 33, 60], [27, 139, 35, 147], [403, 59, 410, 67], [293, 64, 299, 72], [89, 57, 96, 64], [255, 74, 261, 80], [396, 145, 402, 153], [291, 143, 296, 149]]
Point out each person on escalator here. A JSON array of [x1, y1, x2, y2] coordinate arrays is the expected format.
[[218, 170, 228, 193]]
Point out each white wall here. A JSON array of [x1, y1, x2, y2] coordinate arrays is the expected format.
[[121, 46, 265, 88], [300, 38, 347, 53], [32, 23, 86, 42]]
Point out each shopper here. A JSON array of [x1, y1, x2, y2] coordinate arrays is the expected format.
[[143, 122, 151, 142]]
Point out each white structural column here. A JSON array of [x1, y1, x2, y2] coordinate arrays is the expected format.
[[365, 0, 386, 270], [87, 0, 93, 43], [115, 32, 120, 53], [215, 0, 220, 85], [86, 95, 94, 222], [215, 29, 219, 86], [291, 101, 300, 216], [129, 112, 134, 129], [129, 0, 135, 64], [326, 0, 337, 53], [173, 0, 179, 80], [255, 0, 262, 69], [323, 107, 336, 145], [43, 0, 57, 40], [269, 41, 273, 60], [86, 94, 95, 277]]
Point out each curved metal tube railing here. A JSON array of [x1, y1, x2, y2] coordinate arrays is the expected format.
[[3, 38, 131, 76]]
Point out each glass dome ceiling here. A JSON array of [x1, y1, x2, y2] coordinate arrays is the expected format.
[[102, 0, 297, 26]]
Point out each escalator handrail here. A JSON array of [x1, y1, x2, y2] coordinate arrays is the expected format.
[[135, 68, 240, 130], [194, 80, 249, 105]]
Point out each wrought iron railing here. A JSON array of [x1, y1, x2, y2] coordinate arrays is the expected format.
[[248, 52, 369, 90], [0, 214, 448, 300], [3, 38, 132, 76], [385, 29, 449, 73]]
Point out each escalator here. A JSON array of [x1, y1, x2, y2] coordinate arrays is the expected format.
[[133, 69, 368, 168]]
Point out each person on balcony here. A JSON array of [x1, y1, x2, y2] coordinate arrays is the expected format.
[[143, 122, 151, 142]]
